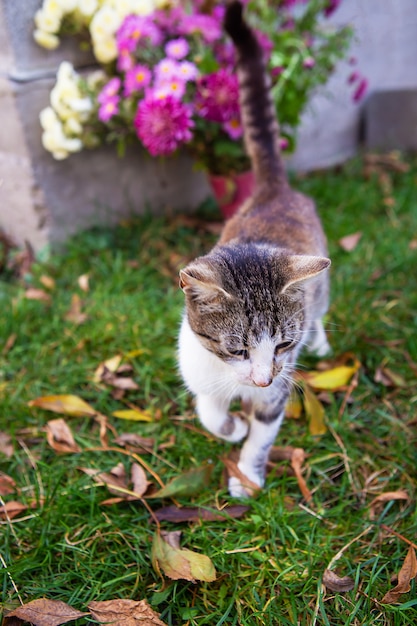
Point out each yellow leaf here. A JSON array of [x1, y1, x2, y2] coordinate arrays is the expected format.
[[303, 384, 327, 436], [304, 363, 359, 391], [112, 409, 154, 422], [28, 394, 97, 417], [285, 389, 303, 419]]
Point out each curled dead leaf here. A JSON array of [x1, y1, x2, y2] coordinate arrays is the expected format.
[[154, 504, 249, 523], [381, 546, 417, 604], [0, 500, 28, 520], [290, 448, 313, 504], [369, 490, 409, 519], [88, 599, 166, 625], [0, 472, 17, 496], [323, 569, 355, 593], [46, 419, 81, 454], [5, 598, 87, 626], [152, 530, 216, 583]]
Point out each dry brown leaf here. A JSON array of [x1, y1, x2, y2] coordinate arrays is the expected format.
[[374, 366, 406, 388], [290, 448, 313, 504], [28, 394, 97, 417], [101, 369, 139, 390], [381, 546, 417, 604], [40, 275, 56, 290], [80, 462, 149, 500], [88, 598, 166, 625], [46, 419, 81, 454], [114, 433, 156, 451], [369, 490, 409, 519], [131, 462, 150, 497], [152, 530, 216, 582], [323, 569, 355, 592], [64, 294, 88, 325], [222, 457, 261, 496], [93, 355, 123, 383], [5, 598, 87, 626], [25, 288, 51, 303], [154, 504, 249, 523], [0, 431, 14, 458], [0, 472, 16, 496], [338, 232, 362, 252], [77, 273, 90, 292], [0, 500, 28, 520], [2, 333, 17, 356]]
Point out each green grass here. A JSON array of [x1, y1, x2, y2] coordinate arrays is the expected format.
[[1, 155, 416, 625]]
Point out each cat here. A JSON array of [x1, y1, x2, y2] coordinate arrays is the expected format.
[[178, 0, 331, 497]]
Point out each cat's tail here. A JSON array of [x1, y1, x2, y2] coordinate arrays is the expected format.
[[224, 1, 286, 188]]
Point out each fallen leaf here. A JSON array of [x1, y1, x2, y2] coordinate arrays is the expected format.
[[77, 273, 89, 292], [290, 448, 313, 504], [102, 372, 139, 391], [2, 333, 17, 355], [40, 275, 56, 290], [302, 360, 360, 391], [154, 504, 249, 523], [112, 409, 153, 422], [338, 232, 362, 252], [114, 433, 156, 451], [25, 288, 51, 303], [131, 462, 150, 497], [369, 490, 409, 519], [285, 389, 303, 419], [0, 500, 28, 520], [64, 294, 88, 325], [0, 431, 14, 458], [28, 394, 97, 417], [381, 546, 417, 604], [303, 384, 327, 436], [149, 464, 213, 499], [374, 366, 406, 388], [88, 599, 166, 625], [0, 473, 16, 496], [81, 462, 149, 500], [46, 419, 81, 454], [323, 569, 355, 592], [152, 530, 216, 582], [5, 598, 87, 626], [93, 355, 122, 383]]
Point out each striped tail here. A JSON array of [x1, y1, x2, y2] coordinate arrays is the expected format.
[[224, 1, 286, 187]]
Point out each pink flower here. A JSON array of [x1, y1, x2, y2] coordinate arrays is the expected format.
[[177, 61, 199, 82], [124, 65, 152, 97], [98, 78, 121, 104], [196, 69, 239, 124], [116, 15, 162, 54], [134, 94, 194, 156], [153, 78, 186, 100], [98, 96, 120, 122], [279, 136, 289, 150], [303, 56, 316, 69], [165, 38, 189, 60], [180, 14, 221, 43], [223, 117, 243, 140], [117, 49, 134, 73], [154, 58, 180, 83]]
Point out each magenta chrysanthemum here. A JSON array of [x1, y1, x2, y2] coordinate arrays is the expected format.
[[223, 117, 243, 140], [98, 96, 120, 122], [116, 15, 162, 53], [196, 69, 240, 123], [98, 77, 121, 104], [134, 95, 194, 156]]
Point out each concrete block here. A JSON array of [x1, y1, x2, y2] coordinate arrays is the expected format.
[[364, 90, 417, 151]]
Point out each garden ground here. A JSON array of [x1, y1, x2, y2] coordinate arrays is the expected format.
[[0, 154, 416, 625]]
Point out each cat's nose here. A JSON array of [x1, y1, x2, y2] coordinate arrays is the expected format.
[[251, 373, 273, 387]]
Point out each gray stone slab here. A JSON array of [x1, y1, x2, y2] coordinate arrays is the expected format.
[[364, 90, 417, 151]]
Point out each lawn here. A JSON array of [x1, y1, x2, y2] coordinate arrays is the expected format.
[[0, 154, 416, 625]]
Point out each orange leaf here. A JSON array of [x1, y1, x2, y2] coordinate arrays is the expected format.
[[0, 472, 16, 496], [338, 232, 362, 252], [290, 448, 313, 504], [0, 500, 27, 520]]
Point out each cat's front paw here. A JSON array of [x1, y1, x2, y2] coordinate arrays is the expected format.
[[219, 413, 249, 443], [228, 464, 263, 498]]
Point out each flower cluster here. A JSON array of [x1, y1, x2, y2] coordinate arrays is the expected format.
[[35, 0, 360, 174]]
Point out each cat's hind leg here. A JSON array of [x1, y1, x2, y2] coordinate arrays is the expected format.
[[196, 394, 249, 443], [306, 319, 331, 357]]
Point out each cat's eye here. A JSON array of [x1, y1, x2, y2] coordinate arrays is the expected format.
[[229, 348, 249, 359], [275, 340, 292, 354]]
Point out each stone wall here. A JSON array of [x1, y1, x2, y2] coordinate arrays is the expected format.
[[1, 0, 416, 251]]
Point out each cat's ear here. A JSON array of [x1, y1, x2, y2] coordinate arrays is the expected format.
[[179, 266, 233, 304], [281, 255, 330, 293]]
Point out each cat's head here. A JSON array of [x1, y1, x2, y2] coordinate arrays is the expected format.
[[180, 243, 330, 387]]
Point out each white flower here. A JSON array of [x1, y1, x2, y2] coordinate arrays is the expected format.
[[34, 7, 62, 33], [33, 29, 60, 49], [42, 119, 83, 159], [56, 0, 78, 11], [93, 37, 118, 63], [40, 106, 59, 130], [77, 0, 99, 17], [64, 116, 83, 135], [131, 0, 156, 15], [89, 6, 120, 39]]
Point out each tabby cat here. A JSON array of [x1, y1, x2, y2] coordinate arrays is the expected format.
[[178, 0, 331, 497]]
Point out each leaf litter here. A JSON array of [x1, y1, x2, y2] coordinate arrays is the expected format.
[[152, 530, 216, 583]]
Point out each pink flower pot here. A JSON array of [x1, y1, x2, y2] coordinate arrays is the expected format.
[[208, 170, 255, 220]]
